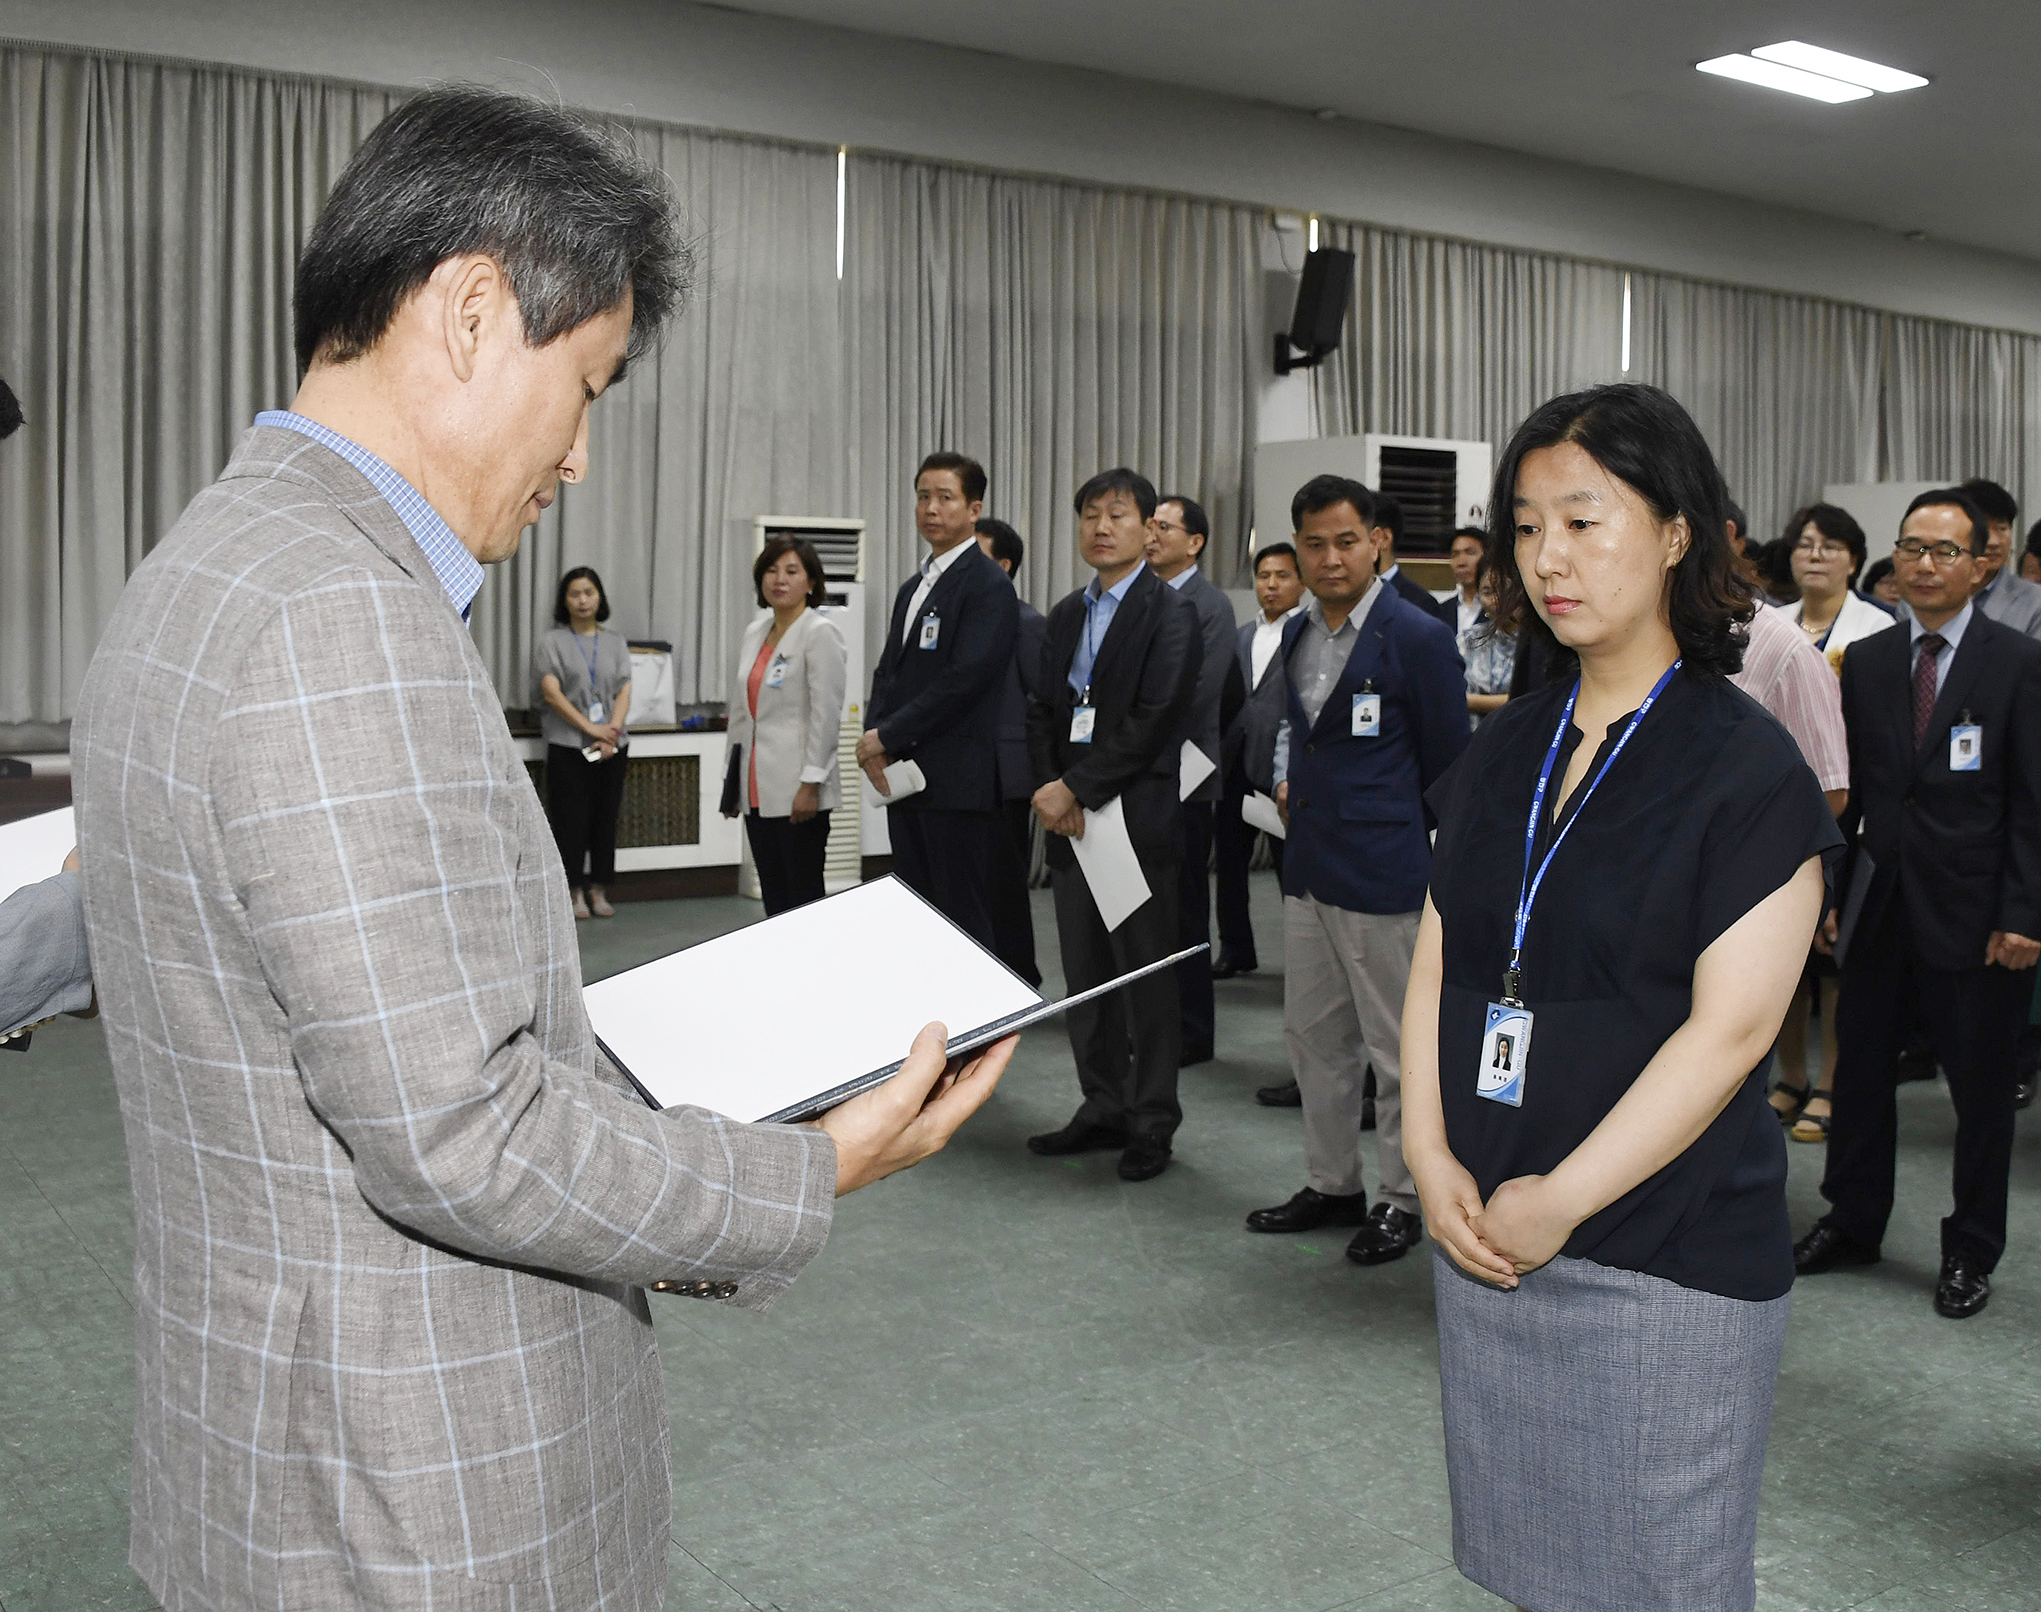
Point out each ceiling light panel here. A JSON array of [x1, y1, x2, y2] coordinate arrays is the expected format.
[[1695, 54, 1873, 104], [1752, 41, 1929, 94]]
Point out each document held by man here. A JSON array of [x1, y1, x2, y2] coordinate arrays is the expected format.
[[583, 875, 1201, 1123], [877, 758, 926, 801], [1177, 740, 1216, 802], [0, 807, 75, 906], [1241, 792, 1287, 841], [1068, 796, 1152, 931]]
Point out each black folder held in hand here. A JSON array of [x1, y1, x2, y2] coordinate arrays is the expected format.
[[582, 875, 1201, 1123]]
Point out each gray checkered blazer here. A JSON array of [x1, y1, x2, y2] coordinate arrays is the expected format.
[[72, 426, 837, 1611]]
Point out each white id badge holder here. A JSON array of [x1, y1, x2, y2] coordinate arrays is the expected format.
[[1069, 704, 1097, 743], [1351, 687, 1381, 737], [1951, 715, 1982, 772], [1477, 1000, 1532, 1107], [765, 655, 790, 689], [586, 700, 604, 723], [919, 615, 941, 650]]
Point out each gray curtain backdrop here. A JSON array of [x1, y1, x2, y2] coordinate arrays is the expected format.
[[7, 36, 2041, 722], [1309, 214, 2041, 549]]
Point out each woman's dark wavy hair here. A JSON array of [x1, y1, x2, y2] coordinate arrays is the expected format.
[[554, 565, 611, 625], [1487, 383, 1751, 681]]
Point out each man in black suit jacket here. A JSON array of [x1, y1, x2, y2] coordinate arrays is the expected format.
[[1025, 468, 1201, 1182], [1797, 489, 2041, 1321], [1215, 543, 1303, 975], [860, 453, 1019, 949], [1146, 493, 1238, 1065], [977, 516, 1047, 986], [1367, 492, 1455, 627]]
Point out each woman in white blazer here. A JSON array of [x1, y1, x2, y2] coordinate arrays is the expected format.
[[724, 536, 848, 914], [1783, 502, 1896, 677]]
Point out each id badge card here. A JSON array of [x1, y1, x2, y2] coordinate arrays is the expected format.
[[765, 656, 790, 689], [1069, 705, 1097, 744], [918, 615, 941, 650], [1951, 723, 1982, 772], [586, 700, 604, 723], [1477, 1001, 1533, 1107], [1351, 692, 1381, 737]]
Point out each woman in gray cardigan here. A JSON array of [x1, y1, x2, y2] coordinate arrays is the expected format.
[[723, 537, 847, 915], [534, 567, 633, 918]]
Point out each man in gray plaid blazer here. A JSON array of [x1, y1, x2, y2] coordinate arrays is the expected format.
[[72, 89, 1009, 1612]]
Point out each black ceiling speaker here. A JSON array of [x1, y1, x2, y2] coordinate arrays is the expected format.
[[1274, 247, 1355, 375]]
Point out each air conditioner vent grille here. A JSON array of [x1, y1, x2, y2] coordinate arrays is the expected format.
[[1377, 445, 1459, 557]]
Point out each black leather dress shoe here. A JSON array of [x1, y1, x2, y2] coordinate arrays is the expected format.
[[1117, 1136, 1172, 1181], [1026, 1120, 1126, 1156], [1255, 1079, 1302, 1108], [1179, 1044, 1215, 1069], [1245, 1186, 1370, 1233], [1345, 1204, 1423, 1265], [1934, 1254, 1991, 1319], [1792, 1220, 1882, 1275], [1211, 958, 1257, 979]]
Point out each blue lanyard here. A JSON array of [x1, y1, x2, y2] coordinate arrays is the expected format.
[[575, 630, 602, 695], [1503, 660, 1680, 1003]]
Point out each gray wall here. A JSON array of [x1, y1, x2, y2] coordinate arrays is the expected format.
[[14, 0, 2041, 334]]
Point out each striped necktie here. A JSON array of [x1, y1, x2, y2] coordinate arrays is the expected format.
[[1912, 633, 1945, 746]]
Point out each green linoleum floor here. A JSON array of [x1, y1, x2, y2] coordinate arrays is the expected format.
[[3, 872, 2039, 1611]]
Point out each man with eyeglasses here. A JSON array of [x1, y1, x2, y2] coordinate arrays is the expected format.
[[1795, 488, 2041, 1320]]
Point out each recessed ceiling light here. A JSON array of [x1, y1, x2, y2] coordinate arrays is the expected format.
[[1752, 41, 1929, 94], [1695, 54, 1873, 104]]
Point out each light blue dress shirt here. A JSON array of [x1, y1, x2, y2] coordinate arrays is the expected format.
[[1166, 563, 1199, 591], [1068, 562, 1146, 695], [255, 410, 486, 620], [1907, 599, 1974, 698]]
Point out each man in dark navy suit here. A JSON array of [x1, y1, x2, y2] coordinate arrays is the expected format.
[[1146, 494, 1237, 1066], [1244, 475, 1469, 1263], [860, 453, 1019, 948], [1796, 488, 2041, 1320], [977, 516, 1048, 986], [1025, 468, 1201, 1182], [1215, 542, 1304, 978]]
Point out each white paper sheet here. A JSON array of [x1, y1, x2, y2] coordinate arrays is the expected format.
[[1241, 792, 1287, 841], [1069, 796, 1153, 931], [1177, 740, 1217, 802], [877, 758, 926, 802], [582, 875, 1040, 1122], [0, 807, 76, 906]]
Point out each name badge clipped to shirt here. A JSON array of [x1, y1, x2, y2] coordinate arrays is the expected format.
[[1477, 1001, 1533, 1108], [765, 655, 790, 689], [1351, 687, 1381, 737], [1951, 714, 1982, 772], [1069, 704, 1097, 744], [918, 615, 941, 650]]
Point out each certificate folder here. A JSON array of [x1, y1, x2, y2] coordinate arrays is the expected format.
[[583, 874, 1203, 1124]]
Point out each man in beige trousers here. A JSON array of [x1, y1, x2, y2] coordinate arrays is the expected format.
[[73, 88, 1010, 1612]]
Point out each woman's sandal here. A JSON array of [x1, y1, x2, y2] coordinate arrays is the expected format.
[[1770, 1079, 1811, 1124], [1791, 1092, 1833, 1143]]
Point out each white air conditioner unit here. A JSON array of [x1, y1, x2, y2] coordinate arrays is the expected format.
[[742, 517, 868, 898], [1251, 433, 1491, 562]]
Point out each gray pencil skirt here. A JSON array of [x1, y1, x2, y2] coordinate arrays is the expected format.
[[1433, 1252, 1789, 1612]]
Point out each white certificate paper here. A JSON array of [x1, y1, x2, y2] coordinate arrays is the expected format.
[[1177, 740, 1217, 802], [1069, 796, 1152, 931], [0, 807, 76, 906], [877, 758, 926, 801], [1241, 792, 1287, 841]]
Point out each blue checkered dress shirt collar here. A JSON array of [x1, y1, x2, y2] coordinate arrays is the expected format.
[[254, 410, 485, 620]]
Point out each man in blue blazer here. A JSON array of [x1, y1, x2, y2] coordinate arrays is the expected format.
[[1245, 475, 1469, 1263], [978, 516, 1048, 985], [860, 453, 1019, 948]]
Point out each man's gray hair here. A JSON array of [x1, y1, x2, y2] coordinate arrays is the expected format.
[[293, 85, 688, 372]]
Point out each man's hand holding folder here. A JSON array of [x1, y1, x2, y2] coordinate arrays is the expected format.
[[817, 1021, 1017, 1194]]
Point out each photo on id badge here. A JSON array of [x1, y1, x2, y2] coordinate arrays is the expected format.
[[1951, 721, 1981, 772], [1478, 1002, 1532, 1107]]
